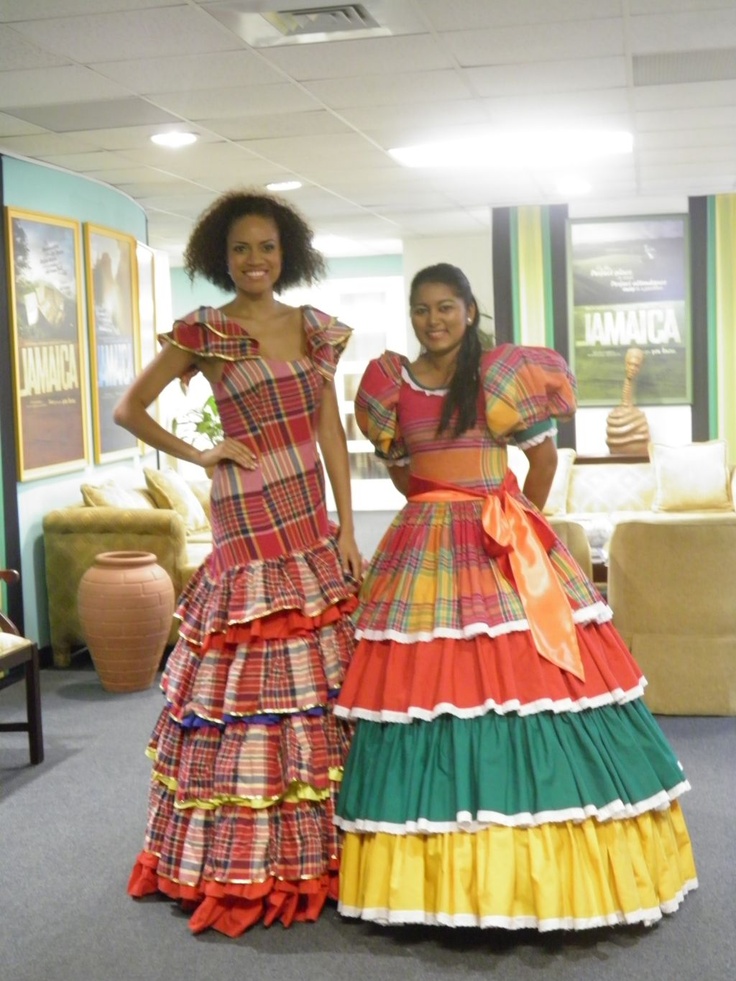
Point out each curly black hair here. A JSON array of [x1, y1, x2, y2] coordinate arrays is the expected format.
[[183, 188, 326, 293]]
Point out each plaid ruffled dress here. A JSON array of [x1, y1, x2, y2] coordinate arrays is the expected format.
[[334, 346, 697, 930], [128, 306, 357, 935]]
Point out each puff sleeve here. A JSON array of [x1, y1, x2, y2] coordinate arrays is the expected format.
[[354, 351, 408, 465], [483, 343, 576, 443], [303, 306, 352, 381]]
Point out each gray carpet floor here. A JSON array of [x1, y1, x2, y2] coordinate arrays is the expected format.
[[1, 658, 735, 981]]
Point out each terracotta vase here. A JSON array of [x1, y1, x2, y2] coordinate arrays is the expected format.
[[77, 551, 175, 693]]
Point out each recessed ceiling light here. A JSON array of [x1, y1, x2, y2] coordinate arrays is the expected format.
[[388, 130, 633, 169], [150, 131, 197, 148], [266, 180, 302, 191]]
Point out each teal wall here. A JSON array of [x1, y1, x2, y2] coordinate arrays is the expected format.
[[170, 267, 231, 318], [169, 254, 403, 318], [2, 155, 148, 645]]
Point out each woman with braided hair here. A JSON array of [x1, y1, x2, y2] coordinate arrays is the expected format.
[[334, 262, 697, 931]]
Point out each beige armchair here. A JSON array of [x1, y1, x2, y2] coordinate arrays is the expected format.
[[43, 507, 195, 667], [607, 516, 736, 715]]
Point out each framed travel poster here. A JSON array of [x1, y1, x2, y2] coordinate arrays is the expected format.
[[5, 207, 89, 480], [84, 223, 140, 463], [568, 215, 691, 406]]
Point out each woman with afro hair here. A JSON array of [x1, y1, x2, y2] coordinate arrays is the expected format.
[[116, 188, 362, 936]]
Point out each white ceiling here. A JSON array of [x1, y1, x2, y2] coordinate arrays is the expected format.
[[1, 0, 735, 264]]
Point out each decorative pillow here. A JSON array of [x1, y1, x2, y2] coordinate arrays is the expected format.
[[81, 481, 155, 510], [543, 448, 577, 517], [143, 467, 209, 531], [187, 478, 213, 524], [650, 440, 733, 512]]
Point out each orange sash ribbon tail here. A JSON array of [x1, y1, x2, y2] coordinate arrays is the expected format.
[[481, 493, 584, 680], [409, 477, 585, 681]]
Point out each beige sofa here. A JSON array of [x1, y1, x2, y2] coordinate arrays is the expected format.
[[510, 441, 736, 578], [521, 439, 736, 716], [43, 470, 212, 667], [608, 518, 736, 715]]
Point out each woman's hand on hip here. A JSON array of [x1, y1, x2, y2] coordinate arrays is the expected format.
[[199, 438, 258, 471]]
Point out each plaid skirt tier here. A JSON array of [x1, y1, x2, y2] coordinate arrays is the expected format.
[[128, 533, 356, 935], [334, 498, 698, 929]]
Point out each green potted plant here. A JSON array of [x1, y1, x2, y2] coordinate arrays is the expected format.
[[172, 394, 223, 449]]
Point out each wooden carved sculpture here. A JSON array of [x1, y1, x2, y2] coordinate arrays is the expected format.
[[606, 346, 650, 456]]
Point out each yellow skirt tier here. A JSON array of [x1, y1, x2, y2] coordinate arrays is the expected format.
[[338, 802, 697, 930]]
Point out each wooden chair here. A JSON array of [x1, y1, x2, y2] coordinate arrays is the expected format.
[[0, 569, 44, 764]]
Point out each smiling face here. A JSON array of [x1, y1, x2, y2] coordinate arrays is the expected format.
[[226, 213, 283, 296], [409, 281, 475, 358]]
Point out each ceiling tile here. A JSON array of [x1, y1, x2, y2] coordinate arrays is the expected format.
[[39, 149, 144, 171], [445, 19, 625, 68], [633, 79, 736, 110], [260, 33, 448, 79], [198, 110, 354, 141], [82, 167, 182, 185], [464, 58, 626, 98], [234, 133, 391, 171], [0, 132, 98, 155], [0, 111, 45, 136], [2, 96, 183, 130], [303, 70, 472, 109], [60, 125, 222, 152], [135, 190, 231, 216], [635, 105, 736, 130], [630, 8, 736, 52], [90, 49, 284, 94], [0, 24, 70, 69], [150, 83, 320, 119], [10, 7, 243, 62], [0, 0, 182, 20], [0, 66, 131, 108], [338, 100, 489, 132], [420, 0, 621, 32]]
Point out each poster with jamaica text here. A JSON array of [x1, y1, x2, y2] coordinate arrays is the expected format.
[[568, 216, 690, 405], [5, 207, 89, 480]]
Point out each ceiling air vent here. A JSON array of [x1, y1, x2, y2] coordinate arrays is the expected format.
[[264, 5, 381, 37], [206, 0, 427, 47], [633, 48, 736, 86]]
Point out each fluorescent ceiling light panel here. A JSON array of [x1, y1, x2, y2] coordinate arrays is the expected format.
[[389, 131, 633, 170], [150, 131, 197, 148]]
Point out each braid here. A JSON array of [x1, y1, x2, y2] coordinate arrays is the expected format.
[[438, 318, 482, 436]]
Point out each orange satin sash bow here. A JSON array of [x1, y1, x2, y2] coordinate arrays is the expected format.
[[409, 479, 584, 681]]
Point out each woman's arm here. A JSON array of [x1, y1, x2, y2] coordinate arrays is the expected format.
[[316, 380, 362, 577], [113, 343, 256, 472], [521, 437, 558, 511]]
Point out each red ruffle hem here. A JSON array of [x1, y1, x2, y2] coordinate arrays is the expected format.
[[198, 595, 359, 652], [128, 850, 339, 936]]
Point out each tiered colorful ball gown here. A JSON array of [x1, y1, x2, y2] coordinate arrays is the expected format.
[[127, 306, 357, 936], [334, 345, 697, 930]]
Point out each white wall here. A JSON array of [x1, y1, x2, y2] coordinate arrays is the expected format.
[[401, 230, 494, 356]]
